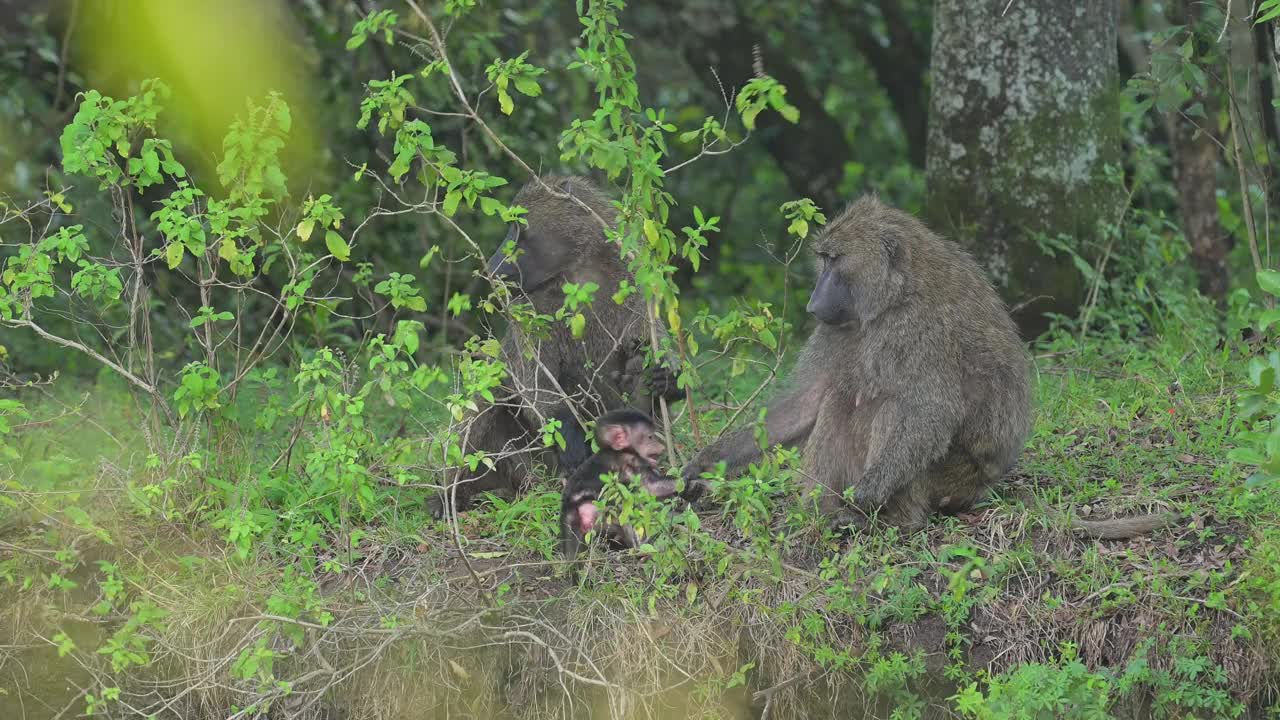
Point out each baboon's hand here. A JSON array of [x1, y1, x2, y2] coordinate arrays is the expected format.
[[679, 477, 708, 503], [613, 340, 680, 401], [615, 352, 644, 393], [832, 507, 871, 534], [644, 362, 681, 401], [681, 451, 711, 484]]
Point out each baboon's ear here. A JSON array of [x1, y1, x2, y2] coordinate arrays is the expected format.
[[882, 229, 902, 263], [880, 229, 901, 260], [600, 423, 631, 451]]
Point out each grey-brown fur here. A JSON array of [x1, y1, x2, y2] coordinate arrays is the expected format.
[[440, 176, 681, 514], [683, 195, 1032, 530]]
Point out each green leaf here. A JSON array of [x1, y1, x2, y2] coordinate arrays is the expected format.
[[405, 295, 426, 312], [759, 329, 777, 350], [161, 158, 186, 177], [296, 219, 315, 242], [443, 191, 462, 217], [1248, 357, 1276, 391], [1267, 427, 1280, 458], [742, 105, 762, 131], [325, 230, 351, 262], [166, 242, 184, 270], [1245, 471, 1275, 488], [1257, 2, 1280, 23], [643, 219, 660, 246], [513, 77, 542, 97], [1258, 270, 1280, 297], [775, 100, 799, 124], [144, 149, 160, 177], [498, 88, 514, 115], [1227, 447, 1266, 465], [1240, 393, 1269, 418], [570, 313, 586, 339], [396, 321, 420, 356], [218, 240, 238, 263], [1258, 308, 1280, 332], [185, 226, 207, 257], [419, 246, 439, 269]]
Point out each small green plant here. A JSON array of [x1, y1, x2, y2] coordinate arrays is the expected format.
[[952, 645, 1111, 720], [1228, 270, 1280, 487]]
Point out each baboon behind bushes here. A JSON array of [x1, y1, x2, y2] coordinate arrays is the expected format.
[[683, 195, 1033, 531], [437, 176, 682, 515]]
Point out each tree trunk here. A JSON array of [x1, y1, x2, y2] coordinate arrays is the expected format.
[[926, 0, 1122, 339], [1170, 116, 1229, 298], [1167, 1, 1230, 301]]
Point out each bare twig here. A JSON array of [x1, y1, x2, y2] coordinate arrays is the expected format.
[[3, 319, 170, 421]]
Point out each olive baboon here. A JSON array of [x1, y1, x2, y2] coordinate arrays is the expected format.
[[684, 197, 1174, 538], [438, 176, 681, 514], [559, 408, 700, 560], [682, 195, 1032, 531]]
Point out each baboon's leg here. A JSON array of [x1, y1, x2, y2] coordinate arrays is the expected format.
[[855, 395, 962, 509], [433, 404, 537, 518], [843, 449, 989, 532], [799, 394, 872, 518], [880, 481, 932, 532], [927, 449, 990, 516]]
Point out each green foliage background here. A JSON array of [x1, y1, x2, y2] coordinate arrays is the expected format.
[[0, 2, 1278, 718]]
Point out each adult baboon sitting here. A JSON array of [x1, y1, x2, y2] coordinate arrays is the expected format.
[[437, 176, 681, 514], [683, 195, 1033, 531]]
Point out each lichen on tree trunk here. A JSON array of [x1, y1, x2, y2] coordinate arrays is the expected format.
[[926, 0, 1122, 339]]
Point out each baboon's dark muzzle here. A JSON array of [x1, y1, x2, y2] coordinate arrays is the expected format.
[[486, 249, 516, 278], [488, 224, 520, 279]]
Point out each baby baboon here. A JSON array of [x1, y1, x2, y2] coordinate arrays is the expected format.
[[559, 408, 699, 560], [438, 176, 682, 515], [683, 195, 1032, 531]]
